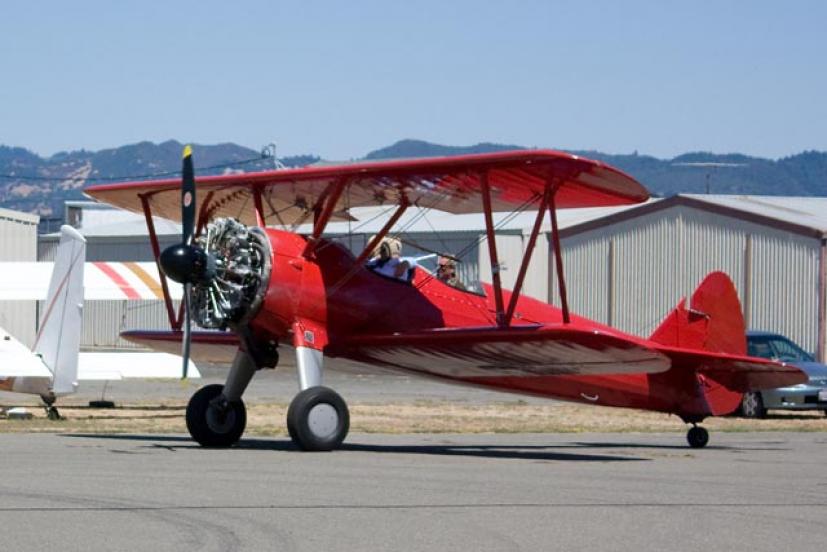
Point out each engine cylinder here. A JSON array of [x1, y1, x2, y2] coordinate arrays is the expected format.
[[190, 218, 271, 329]]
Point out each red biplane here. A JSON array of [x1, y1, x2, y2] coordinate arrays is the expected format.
[[84, 147, 805, 450]]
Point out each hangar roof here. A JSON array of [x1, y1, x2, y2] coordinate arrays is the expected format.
[[561, 194, 827, 240], [683, 194, 827, 234], [0, 207, 39, 224]]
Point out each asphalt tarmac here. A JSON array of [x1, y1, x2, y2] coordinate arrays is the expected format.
[[1, 431, 826, 552]]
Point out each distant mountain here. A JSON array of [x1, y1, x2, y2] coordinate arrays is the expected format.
[[1, 138, 825, 223], [365, 139, 526, 160], [0, 140, 318, 218], [366, 140, 827, 197]]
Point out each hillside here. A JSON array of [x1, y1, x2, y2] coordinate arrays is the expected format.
[[0, 140, 318, 218], [368, 140, 827, 197], [1, 139, 824, 221]]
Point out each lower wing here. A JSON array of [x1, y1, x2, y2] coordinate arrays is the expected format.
[[328, 326, 671, 377]]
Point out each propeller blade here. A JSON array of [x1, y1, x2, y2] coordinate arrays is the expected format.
[[181, 283, 192, 379], [181, 145, 196, 245]]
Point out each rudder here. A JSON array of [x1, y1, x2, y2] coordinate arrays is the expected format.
[[32, 225, 86, 396], [649, 271, 746, 355], [649, 271, 747, 417]]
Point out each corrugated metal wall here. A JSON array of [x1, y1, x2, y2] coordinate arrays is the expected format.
[[561, 233, 612, 324], [750, 232, 820, 353], [77, 300, 181, 350], [35, 299, 180, 351], [0, 210, 39, 347], [38, 236, 178, 262], [552, 204, 823, 356]]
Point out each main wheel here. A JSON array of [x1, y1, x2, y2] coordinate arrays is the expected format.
[[687, 426, 709, 448], [287, 386, 349, 452], [186, 384, 246, 447], [741, 392, 767, 419]]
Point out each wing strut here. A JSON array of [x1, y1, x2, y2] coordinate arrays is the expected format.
[[353, 196, 409, 266], [548, 188, 571, 323], [504, 186, 551, 326], [140, 193, 180, 330], [480, 171, 506, 327], [303, 178, 347, 257], [253, 187, 266, 227]]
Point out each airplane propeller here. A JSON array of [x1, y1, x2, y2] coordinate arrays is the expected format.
[[159, 145, 215, 378]]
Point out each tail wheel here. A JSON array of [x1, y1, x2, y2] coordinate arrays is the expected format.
[[687, 425, 709, 448], [741, 392, 767, 419], [287, 386, 349, 452], [186, 384, 247, 447]]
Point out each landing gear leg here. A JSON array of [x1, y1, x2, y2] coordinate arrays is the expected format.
[[42, 395, 61, 421], [186, 349, 257, 447], [686, 424, 709, 448], [287, 347, 350, 451]]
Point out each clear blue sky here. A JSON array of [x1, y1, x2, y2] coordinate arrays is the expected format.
[[1, 0, 824, 160]]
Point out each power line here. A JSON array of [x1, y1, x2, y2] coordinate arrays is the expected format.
[[0, 154, 270, 183]]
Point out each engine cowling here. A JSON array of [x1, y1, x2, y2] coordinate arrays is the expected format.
[[189, 218, 271, 330]]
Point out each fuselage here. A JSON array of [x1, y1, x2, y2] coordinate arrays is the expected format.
[[0, 376, 58, 400], [248, 229, 738, 419]]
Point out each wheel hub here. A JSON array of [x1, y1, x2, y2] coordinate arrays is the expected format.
[[307, 403, 339, 439], [206, 405, 237, 434]]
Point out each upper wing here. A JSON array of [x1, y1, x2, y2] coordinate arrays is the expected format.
[[0, 262, 183, 300], [327, 326, 671, 377], [84, 150, 649, 227], [655, 345, 807, 391]]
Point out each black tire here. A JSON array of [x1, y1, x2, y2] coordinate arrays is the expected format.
[[186, 384, 246, 447], [687, 426, 709, 448], [287, 386, 349, 452], [740, 392, 767, 419]]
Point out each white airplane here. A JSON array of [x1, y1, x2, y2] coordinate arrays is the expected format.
[[0, 226, 199, 419]]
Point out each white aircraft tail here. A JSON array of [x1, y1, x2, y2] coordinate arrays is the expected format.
[[31, 225, 86, 395]]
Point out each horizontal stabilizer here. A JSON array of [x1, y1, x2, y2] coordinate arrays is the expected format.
[[77, 352, 201, 380], [654, 345, 807, 392], [0, 351, 52, 378]]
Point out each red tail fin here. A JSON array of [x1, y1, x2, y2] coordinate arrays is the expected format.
[[649, 272, 803, 418], [649, 271, 746, 355]]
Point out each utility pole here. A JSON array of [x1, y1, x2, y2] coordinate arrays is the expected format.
[[672, 162, 748, 194], [261, 143, 285, 170]]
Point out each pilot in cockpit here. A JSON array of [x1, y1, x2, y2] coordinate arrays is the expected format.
[[436, 254, 466, 291], [366, 236, 412, 281]]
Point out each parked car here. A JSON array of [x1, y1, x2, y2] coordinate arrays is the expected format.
[[740, 331, 827, 418]]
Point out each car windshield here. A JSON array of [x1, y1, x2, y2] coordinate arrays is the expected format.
[[748, 336, 814, 363]]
